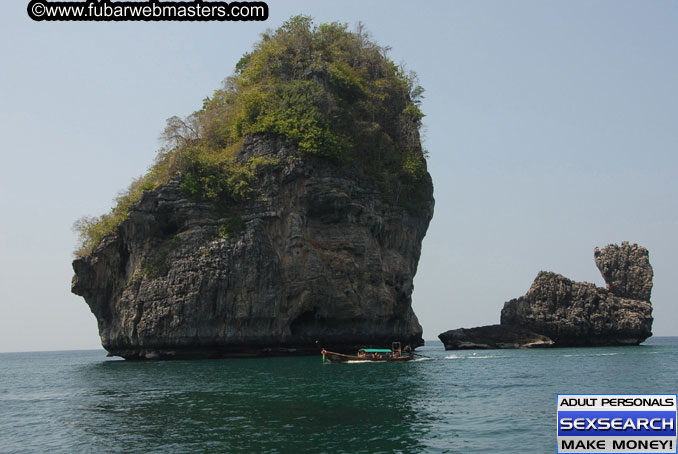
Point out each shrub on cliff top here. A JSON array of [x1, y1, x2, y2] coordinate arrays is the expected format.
[[74, 15, 428, 257]]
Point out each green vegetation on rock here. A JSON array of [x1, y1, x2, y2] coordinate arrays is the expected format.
[[142, 235, 182, 278], [179, 155, 280, 205], [218, 216, 247, 238], [73, 176, 157, 257], [74, 15, 429, 257]]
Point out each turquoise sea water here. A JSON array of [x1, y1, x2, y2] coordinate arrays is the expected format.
[[1, 337, 676, 453]]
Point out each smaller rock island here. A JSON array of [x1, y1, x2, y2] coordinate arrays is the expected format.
[[439, 242, 654, 350], [437, 325, 553, 350]]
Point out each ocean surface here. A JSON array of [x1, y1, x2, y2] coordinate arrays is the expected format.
[[1, 337, 676, 453]]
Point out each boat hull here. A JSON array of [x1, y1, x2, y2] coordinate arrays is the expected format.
[[322, 350, 413, 363]]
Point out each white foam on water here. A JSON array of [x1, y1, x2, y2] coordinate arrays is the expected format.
[[444, 354, 505, 360], [562, 352, 621, 358]]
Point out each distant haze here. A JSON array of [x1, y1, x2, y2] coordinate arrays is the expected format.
[[1, 1, 676, 352]]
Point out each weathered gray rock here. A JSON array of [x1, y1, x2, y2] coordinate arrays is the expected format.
[[440, 242, 654, 349], [438, 324, 554, 350], [500, 266, 653, 347], [594, 242, 653, 301], [72, 136, 434, 359]]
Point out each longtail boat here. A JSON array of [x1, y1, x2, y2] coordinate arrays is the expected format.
[[320, 342, 413, 363]]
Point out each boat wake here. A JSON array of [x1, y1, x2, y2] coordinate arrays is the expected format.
[[562, 352, 620, 358], [444, 354, 506, 360]]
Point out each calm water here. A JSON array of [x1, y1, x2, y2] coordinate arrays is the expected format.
[[1, 337, 676, 453]]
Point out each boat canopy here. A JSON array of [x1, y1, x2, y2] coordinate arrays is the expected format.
[[361, 349, 392, 353]]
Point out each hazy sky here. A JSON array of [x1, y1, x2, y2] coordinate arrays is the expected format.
[[1, 1, 676, 352]]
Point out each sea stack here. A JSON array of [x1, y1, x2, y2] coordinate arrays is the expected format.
[[440, 242, 653, 349], [593, 242, 653, 301], [501, 242, 653, 346], [71, 18, 434, 359]]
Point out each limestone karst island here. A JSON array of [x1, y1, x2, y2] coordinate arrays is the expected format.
[[439, 242, 654, 350], [71, 17, 434, 359]]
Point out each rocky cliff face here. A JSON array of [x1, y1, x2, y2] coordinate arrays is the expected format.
[[500, 242, 653, 346], [594, 242, 653, 301], [72, 137, 434, 359]]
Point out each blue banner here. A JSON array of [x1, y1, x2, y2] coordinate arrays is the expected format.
[[558, 411, 677, 437]]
